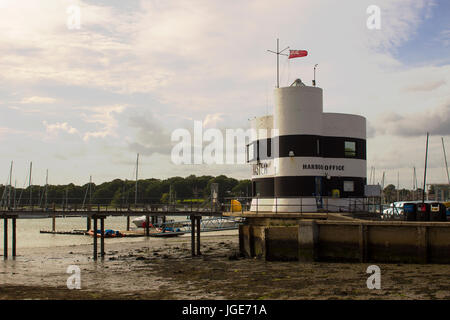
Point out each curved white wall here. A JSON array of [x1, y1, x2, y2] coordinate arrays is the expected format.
[[274, 86, 323, 136], [322, 113, 366, 139]]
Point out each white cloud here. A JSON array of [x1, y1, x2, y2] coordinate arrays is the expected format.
[[43, 121, 79, 135], [81, 105, 126, 141], [20, 96, 56, 104]]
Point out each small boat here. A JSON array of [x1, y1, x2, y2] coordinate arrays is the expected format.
[[132, 215, 174, 228], [88, 229, 125, 238]]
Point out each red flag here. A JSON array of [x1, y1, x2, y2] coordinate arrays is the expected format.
[[288, 50, 308, 59]]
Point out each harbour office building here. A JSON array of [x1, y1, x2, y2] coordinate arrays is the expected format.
[[247, 80, 366, 212]]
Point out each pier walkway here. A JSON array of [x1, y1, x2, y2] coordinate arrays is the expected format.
[[0, 205, 226, 260]]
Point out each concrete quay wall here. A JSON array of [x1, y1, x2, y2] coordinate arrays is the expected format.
[[239, 219, 450, 264]]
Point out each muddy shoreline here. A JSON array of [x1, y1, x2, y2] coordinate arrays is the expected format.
[[1, 231, 449, 300]]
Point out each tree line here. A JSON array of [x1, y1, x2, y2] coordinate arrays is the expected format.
[[0, 175, 251, 207]]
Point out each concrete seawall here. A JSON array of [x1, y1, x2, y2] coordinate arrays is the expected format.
[[239, 219, 450, 264]]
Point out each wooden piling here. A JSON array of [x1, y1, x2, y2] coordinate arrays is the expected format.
[[145, 215, 150, 236], [87, 217, 91, 231], [100, 217, 105, 258], [93, 217, 97, 260], [126, 216, 130, 231], [3, 217, 8, 258], [191, 215, 195, 256], [196, 217, 201, 255], [12, 217, 16, 258], [52, 215, 56, 232]]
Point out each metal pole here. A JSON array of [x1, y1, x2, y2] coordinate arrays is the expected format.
[[93, 217, 97, 260], [100, 218, 105, 258], [135, 153, 139, 209], [8, 161, 12, 209], [276, 38, 279, 88], [145, 215, 150, 236], [442, 137, 450, 185], [29, 162, 32, 207], [12, 217, 16, 257], [422, 132, 429, 203], [4, 218, 8, 258], [191, 215, 195, 256], [44, 169, 48, 209], [196, 217, 201, 256]]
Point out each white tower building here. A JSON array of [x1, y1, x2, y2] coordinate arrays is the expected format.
[[248, 80, 366, 212]]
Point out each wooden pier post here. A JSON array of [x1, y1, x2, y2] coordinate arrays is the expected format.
[[12, 217, 16, 258], [87, 217, 91, 231], [52, 215, 56, 232], [190, 215, 195, 256], [196, 217, 201, 256], [145, 215, 150, 236], [93, 216, 97, 260], [100, 217, 105, 258], [126, 216, 130, 231], [3, 217, 8, 258]]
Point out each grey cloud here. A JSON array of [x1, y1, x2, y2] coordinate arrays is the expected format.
[[404, 80, 446, 92], [127, 112, 173, 155], [375, 102, 450, 137]]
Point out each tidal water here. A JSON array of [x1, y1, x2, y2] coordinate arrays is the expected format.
[[0, 216, 184, 249]]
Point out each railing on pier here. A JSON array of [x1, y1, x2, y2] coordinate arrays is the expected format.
[[222, 196, 379, 217]]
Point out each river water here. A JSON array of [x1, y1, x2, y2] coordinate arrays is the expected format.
[[0, 215, 187, 249]]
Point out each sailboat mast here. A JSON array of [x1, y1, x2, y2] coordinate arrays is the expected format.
[[29, 162, 32, 206], [135, 153, 139, 206], [89, 175, 92, 205], [44, 169, 48, 208], [422, 132, 429, 203], [8, 161, 13, 208], [442, 137, 450, 185]]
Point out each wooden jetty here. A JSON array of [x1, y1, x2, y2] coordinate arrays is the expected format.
[[1, 206, 220, 260]]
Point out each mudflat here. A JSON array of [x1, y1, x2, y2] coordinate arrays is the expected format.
[[1, 231, 449, 300]]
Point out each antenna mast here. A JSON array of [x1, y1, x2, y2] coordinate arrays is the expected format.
[[267, 38, 289, 88], [313, 64, 318, 86]]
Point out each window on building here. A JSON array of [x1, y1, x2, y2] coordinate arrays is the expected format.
[[344, 141, 356, 157], [343, 181, 354, 192], [246, 143, 255, 162]]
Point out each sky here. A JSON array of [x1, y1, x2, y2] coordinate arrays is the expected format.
[[0, 0, 449, 189]]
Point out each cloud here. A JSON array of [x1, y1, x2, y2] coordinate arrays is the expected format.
[[1, 0, 450, 186], [404, 80, 446, 92], [81, 105, 126, 141], [375, 101, 450, 137], [20, 96, 56, 104], [127, 111, 173, 156], [43, 121, 79, 135]]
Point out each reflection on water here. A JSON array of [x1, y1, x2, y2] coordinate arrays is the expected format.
[[0, 216, 184, 249]]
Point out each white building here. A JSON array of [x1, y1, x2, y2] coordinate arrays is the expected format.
[[247, 79, 366, 212]]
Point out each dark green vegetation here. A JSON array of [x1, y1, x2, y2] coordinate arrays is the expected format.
[[0, 175, 251, 206]]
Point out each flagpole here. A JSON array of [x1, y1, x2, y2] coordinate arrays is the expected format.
[[267, 39, 289, 88], [277, 39, 279, 88]]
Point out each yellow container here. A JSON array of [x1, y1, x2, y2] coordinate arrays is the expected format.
[[332, 189, 340, 198], [231, 199, 242, 212]]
